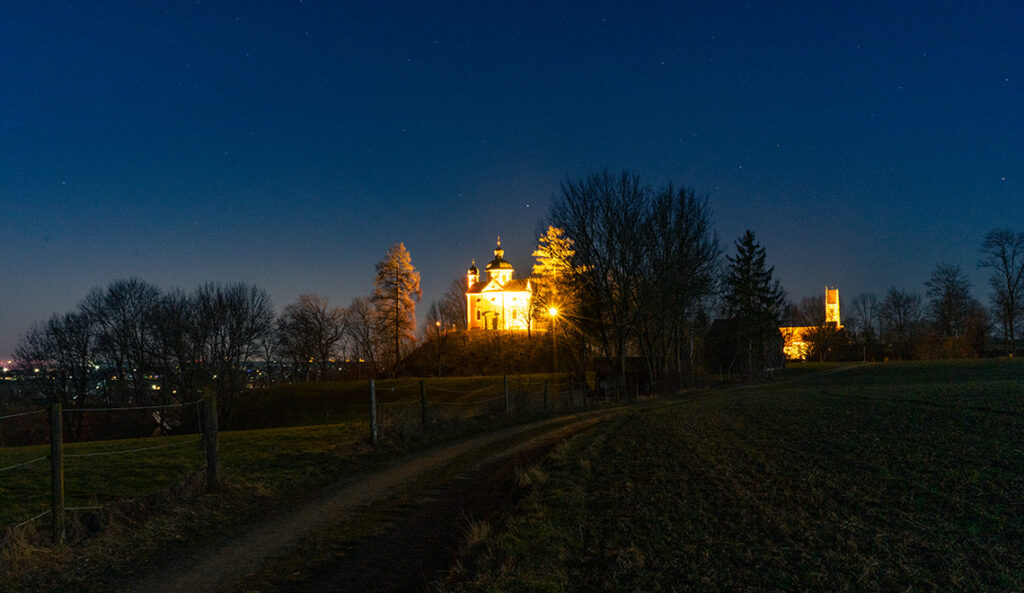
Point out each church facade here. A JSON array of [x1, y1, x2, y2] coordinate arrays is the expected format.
[[779, 287, 842, 360], [466, 239, 533, 331]]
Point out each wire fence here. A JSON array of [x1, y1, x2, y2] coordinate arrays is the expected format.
[[0, 409, 46, 421], [2, 375, 600, 542], [0, 397, 210, 543], [369, 375, 591, 445]]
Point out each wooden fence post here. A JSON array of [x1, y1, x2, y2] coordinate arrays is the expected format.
[[504, 375, 510, 414], [49, 401, 64, 545], [543, 380, 549, 409], [203, 393, 220, 492], [369, 380, 378, 447], [420, 380, 427, 432]]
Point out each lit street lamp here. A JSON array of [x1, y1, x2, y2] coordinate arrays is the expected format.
[[548, 307, 559, 372], [435, 320, 443, 376]]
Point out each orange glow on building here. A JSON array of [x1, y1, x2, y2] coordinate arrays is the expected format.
[[780, 287, 842, 360], [466, 238, 533, 331]]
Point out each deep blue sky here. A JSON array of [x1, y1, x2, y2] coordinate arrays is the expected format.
[[1, 1, 1021, 359]]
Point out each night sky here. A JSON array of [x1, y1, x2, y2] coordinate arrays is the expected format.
[[2, 1, 1021, 359]]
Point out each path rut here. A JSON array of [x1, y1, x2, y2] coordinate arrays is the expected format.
[[128, 408, 624, 593]]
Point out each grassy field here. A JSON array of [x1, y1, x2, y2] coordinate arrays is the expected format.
[[0, 373, 573, 530], [450, 359, 1024, 592], [233, 373, 574, 429]]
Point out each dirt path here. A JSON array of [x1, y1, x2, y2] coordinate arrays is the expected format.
[[128, 408, 626, 593]]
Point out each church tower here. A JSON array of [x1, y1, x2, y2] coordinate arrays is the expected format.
[[825, 287, 840, 326], [485, 237, 513, 285], [466, 260, 479, 288]]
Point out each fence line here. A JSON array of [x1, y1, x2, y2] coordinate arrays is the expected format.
[[0, 456, 48, 473], [377, 399, 416, 408], [5, 376, 591, 538], [63, 399, 204, 413], [64, 439, 195, 459], [0, 409, 46, 421], [379, 382, 419, 391], [429, 396, 505, 406], [11, 509, 51, 530], [429, 382, 502, 394], [0, 396, 218, 543]]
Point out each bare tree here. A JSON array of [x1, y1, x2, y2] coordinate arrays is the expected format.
[[925, 263, 973, 338], [373, 243, 421, 375], [543, 172, 721, 386], [278, 294, 346, 381], [151, 289, 206, 409], [794, 295, 826, 326], [14, 311, 96, 440], [978, 229, 1024, 354], [193, 283, 274, 424], [549, 171, 649, 387], [788, 294, 848, 362], [439, 277, 468, 331], [81, 278, 161, 405], [343, 296, 386, 376], [645, 185, 720, 382], [848, 292, 879, 343], [878, 287, 925, 359], [257, 321, 284, 385]]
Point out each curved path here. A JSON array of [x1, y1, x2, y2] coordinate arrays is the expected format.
[[129, 407, 627, 593]]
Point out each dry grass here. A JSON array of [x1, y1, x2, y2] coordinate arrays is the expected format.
[[0, 372, 593, 593], [514, 463, 547, 488]]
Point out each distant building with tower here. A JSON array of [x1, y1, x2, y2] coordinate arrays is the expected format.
[[466, 238, 534, 331], [779, 287, 842, 360]]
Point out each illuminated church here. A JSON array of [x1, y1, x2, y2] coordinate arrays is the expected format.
[[779, 287, 842, 360], [466, 239, 533, 331]]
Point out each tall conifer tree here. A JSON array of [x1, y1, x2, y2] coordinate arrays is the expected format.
[[722, 230, 786, 374], [373, 243, 421, 375]]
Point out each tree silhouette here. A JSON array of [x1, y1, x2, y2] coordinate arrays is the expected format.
[[373, 243, 421, 375], [722, 230, 786, 374], [978, 229, 1024, 354], [723, 230, 786, 326], [925, 263, 973, 338], [278, 294, 346, 381]]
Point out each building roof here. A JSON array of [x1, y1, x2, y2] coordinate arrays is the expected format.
[[485, 238, 514, 270], [486, 257, 513, 270], [467, 278, 531, 294]]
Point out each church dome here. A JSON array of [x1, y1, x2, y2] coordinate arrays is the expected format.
[[468, 259, 479, 275], [485, 238, 513, 270]]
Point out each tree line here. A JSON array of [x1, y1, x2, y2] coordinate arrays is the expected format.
[[9, 243, 422, 430], [11, 169, 1022, 417], [793, 229, 1024, 361], [467, 170, 1022, 385]]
